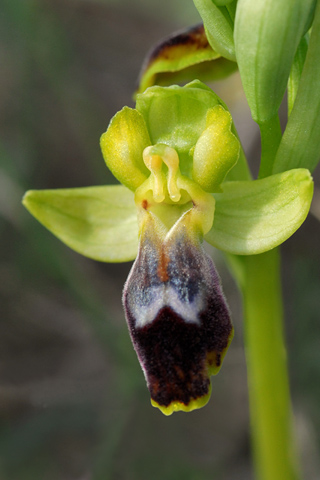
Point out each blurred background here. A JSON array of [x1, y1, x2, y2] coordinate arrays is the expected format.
[[1, 1, 320, 479]]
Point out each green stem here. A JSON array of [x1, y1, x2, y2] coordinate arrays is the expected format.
[[241, 248, 300, 480], [258, 114, 282, 178]]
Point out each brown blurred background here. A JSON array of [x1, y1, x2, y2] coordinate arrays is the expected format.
[[0, 1, 320, 479]]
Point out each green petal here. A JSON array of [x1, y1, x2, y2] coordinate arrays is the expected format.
[[135, 24, 236, 96], [193, 0, 236, 60], [22, 185, 138, 262], [205, 169, 313, 255], [100, 107, 151, 192], [193, 105, 240, 192], [234, 0, 315, 123]]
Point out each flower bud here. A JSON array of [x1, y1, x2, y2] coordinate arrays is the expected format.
[[234, 0, 316, 123]]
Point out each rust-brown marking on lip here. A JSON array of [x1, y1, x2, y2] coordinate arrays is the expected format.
[[142, 199, 148, 210], [157, 247, 170, 282]]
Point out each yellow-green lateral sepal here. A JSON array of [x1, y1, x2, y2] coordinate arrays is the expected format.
[[100, 107, 151, 192], [136, 24, 237, 95], [22, 185, 139, 262], [205, 169, 313, 255], [193, 105, 240, 192]]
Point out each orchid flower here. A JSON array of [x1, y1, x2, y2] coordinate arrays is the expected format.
[[23, 80, 313, 415]]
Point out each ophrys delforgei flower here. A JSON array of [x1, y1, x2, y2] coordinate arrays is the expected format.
[[23, 80, 313, 415]]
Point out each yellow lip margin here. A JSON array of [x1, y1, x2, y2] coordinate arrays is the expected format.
[[150, 384, 212, 416]]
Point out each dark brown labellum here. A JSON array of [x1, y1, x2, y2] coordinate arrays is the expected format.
[[123, 213, 233, 414]]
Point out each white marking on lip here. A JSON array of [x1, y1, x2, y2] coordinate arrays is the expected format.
[[132, 285, 204, 328]]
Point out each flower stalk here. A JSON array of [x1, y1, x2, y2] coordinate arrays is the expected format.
[[235, 249, 300, 480]]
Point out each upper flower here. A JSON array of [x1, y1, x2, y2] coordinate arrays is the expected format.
[[22, 81, 313, 414]]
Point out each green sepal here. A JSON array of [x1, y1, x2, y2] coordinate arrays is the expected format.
[[234, 0, 315, 123], [193, 105, 240, 192], [193, 0, 236, 60], [205, 169, 313, 255], [136, 80, 223, 177], [100, 107, 151, 192], [22, 185, 139, 262], [135, 24, 237, 96]]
